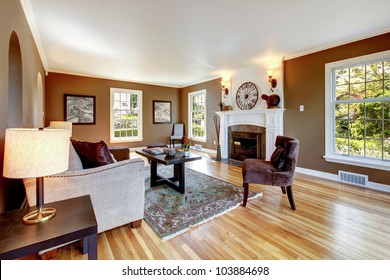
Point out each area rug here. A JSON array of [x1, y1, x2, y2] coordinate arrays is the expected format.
[[144, 165, 262, 240]]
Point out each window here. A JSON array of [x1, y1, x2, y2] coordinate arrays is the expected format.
[[110, 88, 142, 142], [324, 51, 390, 171], [188, 90, 206, 141]]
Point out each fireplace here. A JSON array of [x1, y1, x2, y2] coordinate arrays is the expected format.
[[215, 109, 284, 160], [229, 125, 265, 161]]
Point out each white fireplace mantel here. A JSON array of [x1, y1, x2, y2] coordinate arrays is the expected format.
[[215, 109, 284, 160]]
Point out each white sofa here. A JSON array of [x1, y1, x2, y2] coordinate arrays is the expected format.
[[23, 144, 145, 233]]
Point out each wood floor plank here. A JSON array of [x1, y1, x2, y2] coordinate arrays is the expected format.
[[19, 151, 390, 260]]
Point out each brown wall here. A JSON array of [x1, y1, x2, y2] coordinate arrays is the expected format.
[[0, 0, 46, 212], [45, 73, 181, 147], [180, 78, 222, 150], [284, 33, 390, 185]]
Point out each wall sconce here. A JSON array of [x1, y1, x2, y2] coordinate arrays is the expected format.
[[221, 79, 229, 98], [266, 70, 277, 92]]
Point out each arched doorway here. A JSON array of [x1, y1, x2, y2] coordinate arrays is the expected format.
[[5, 31, 25, 210]]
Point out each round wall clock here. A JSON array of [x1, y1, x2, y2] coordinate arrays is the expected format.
[[236, 82, 259, 110]]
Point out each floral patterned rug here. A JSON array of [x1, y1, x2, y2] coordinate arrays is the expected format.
[[144, 165, 262, 240]]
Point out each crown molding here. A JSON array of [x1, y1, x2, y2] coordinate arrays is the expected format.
[[19, 0, 48, 70], [284, 29, 390, 61]]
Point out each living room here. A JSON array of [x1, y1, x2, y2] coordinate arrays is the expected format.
[[1, 0, 390, 273]]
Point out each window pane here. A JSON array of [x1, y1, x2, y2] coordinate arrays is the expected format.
[[384, 120, 390, 138], [365, 139, 382, 159], [350, 120, 364, 138], [335, 104, 348, 119], [366, 102, 382, 120], [131, 94, 138, 109], [384, 61, 390, 80], [385, 102, 390, 120], [350, 65, 365, 83], [366, 120, 383, 138], [384, 139, 390, 160], [384, 80, 390, 97], [366, 62, 383, 81], [335, 85, 349, 100], [335, 68, 349, 85], [366, 81, 383, 98], [350, 83, 364, 99], [335, 120, 349, 137], [335, 137, 349, 155], [349, 138, 364, 156], [349, 103, 364, 120]]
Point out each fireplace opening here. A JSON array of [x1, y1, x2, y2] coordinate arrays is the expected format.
[[228, 125, 265, 163]]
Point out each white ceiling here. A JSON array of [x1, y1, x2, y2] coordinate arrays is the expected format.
[[22, 0, 390, 87]]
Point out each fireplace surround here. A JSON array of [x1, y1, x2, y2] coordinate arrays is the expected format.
[[215, 109, 284, 160]]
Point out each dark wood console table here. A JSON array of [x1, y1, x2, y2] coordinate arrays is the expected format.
[[0, 195, 97, 260]]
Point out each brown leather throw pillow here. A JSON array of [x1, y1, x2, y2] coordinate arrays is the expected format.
[[270, 146, 286, 171], [70, 139, 115, 169]]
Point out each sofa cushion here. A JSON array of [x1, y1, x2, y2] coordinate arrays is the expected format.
[[270, 146, 286, 170], [70, 139, 115, 169]]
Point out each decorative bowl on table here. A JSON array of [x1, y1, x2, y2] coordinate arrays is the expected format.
[[163, 147, 177, 158]]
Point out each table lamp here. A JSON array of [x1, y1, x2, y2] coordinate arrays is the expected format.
[[3, 128, 70, 224]]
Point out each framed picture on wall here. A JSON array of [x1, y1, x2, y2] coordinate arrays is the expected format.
[[153, 100, 172, 124], [64, 94, 96, 124]]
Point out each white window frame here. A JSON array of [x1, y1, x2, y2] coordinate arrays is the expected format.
[[324, 50, 390, 171], [188, 89, 207, 142], [110, 88, 143, 143]]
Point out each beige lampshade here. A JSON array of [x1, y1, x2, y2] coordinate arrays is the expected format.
[[49, 121, 72, 137], [3, 128, 70, 178]]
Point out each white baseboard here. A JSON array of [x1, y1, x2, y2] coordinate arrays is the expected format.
[[196, 147, 217, 155], [296, 167, 390, 193]]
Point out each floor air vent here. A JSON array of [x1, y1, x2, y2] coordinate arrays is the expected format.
[[338, 171, 368, 187]]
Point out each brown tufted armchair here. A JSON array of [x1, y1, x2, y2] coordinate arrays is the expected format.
[[241, 135, 299, 210]]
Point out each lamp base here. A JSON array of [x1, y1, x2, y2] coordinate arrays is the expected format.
[[23, 207, 56, 224]]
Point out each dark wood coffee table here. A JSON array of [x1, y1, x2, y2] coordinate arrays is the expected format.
[[136, 149, 201, 193]]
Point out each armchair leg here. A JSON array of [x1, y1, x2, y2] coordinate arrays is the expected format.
[[286, 186, 296, 210], [281, 186, 286, 194], [242, 183, 249, 207]]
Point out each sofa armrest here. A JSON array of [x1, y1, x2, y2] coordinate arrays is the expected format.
[[109, 146, 130, 161], [23, 158, 145, 233]]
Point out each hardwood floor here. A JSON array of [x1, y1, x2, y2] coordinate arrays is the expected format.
[[21, 151, 390, 260]]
